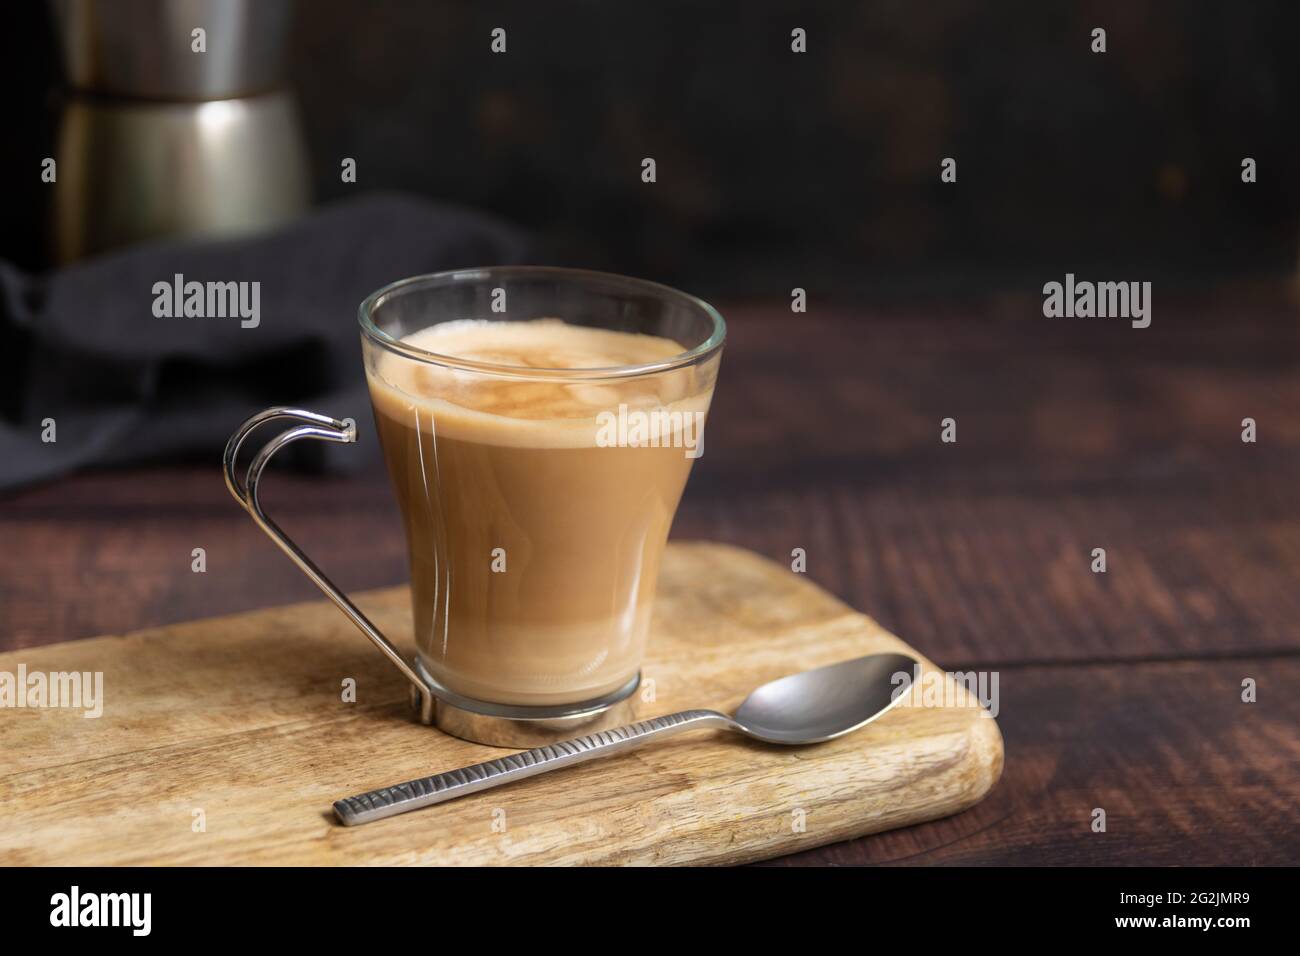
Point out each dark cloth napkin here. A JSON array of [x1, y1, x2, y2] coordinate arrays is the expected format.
[[0, 194, 531, 492]]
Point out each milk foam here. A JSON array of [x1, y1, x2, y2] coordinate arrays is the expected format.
[[368, 319, 712, 448]]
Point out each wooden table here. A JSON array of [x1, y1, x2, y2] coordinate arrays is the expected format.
[[4, 288, 1298, 865]]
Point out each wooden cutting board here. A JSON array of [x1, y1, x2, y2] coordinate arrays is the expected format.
[[0, 542, 1002, 865]]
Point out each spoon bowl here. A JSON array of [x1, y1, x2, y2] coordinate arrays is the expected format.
[[733, 652, 918, 744]]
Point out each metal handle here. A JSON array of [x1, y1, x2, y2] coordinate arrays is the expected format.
[[223, 406, 435, 722], [333, 709, 737, 825]]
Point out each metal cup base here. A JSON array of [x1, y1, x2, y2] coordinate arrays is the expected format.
[[410, 658, 641, 748]]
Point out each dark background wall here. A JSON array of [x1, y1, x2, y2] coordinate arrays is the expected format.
[[5, 0, 1298, 299]]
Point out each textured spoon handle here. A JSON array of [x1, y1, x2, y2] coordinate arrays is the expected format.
[[334, 709, 734, 826]]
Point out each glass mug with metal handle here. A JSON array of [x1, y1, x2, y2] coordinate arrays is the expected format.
[[224, 267, 725, 747]]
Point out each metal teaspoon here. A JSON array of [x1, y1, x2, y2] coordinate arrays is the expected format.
[[334, 652, 919, 826]]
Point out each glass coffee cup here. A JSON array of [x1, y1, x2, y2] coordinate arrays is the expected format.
[[225, 267, 725, 746]]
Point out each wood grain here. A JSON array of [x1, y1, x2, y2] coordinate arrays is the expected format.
[[763, 655, 1300, 865], [0, 542, 1002, 866], [2, 294, 1297, 865]]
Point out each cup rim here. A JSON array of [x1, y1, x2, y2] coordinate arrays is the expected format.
[[357, 265, 726, 380]]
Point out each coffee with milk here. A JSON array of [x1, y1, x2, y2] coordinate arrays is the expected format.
[[367, 318, 716, 706]]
